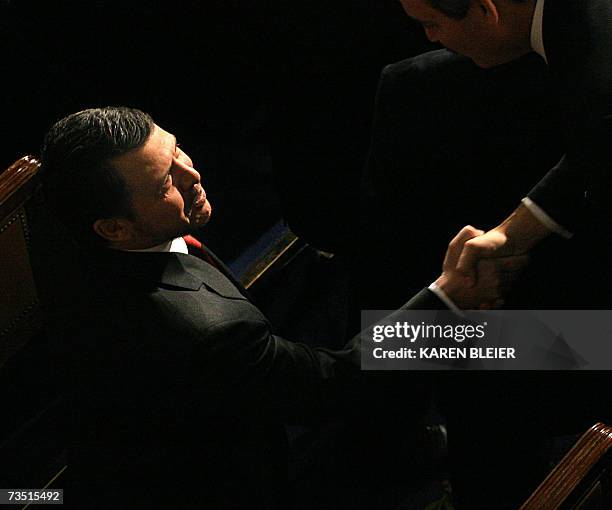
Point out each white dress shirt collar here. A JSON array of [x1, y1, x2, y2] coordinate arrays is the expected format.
[[125, 237, 189, 254], [530, 0, 547, 63]]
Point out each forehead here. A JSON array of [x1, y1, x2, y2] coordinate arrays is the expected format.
[[111, 124, 175, 189]]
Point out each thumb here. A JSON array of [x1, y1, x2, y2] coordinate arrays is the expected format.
[[457, 229, 509, 275], [445, 225, 484, 270]]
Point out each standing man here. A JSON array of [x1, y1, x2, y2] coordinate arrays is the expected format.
[[397, 0, 612, 298], [387, 2, 612, 507]]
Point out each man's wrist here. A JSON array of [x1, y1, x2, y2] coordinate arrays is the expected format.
[[521, 197, 573, 239], [496, 202, 553, 254], [430, 276, 463, 314]]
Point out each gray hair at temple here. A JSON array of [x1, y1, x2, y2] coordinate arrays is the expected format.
[[40, 106, 154, 244], [427, 0, 529, 19]]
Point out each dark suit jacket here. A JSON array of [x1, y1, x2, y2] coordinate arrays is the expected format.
[[63, 247, 442, 508], [356, 49, 563, 311], [527, 0, 612, 231]]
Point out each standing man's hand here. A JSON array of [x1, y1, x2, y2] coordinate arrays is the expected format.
[[456, 228, 516, 288], [435, 225, 529, 309], [456, 203, 553, 288]]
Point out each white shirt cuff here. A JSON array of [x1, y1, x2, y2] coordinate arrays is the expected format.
[[428, 281, 464, 316], [521, 197, 573, 239]]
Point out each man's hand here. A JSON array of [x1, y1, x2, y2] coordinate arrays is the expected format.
[[456, 228, 516, 288], [456, 203, 552, 287], [434, 225, 529, 309]]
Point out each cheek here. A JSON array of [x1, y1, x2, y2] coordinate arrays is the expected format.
[[444, 32, 466, 50], [169, 194, 188, 219], [167, 188, 186, 208], [151, 193, 187, 224]]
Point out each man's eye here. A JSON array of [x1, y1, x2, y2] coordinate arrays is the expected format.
[[162, 174, 173, 192]]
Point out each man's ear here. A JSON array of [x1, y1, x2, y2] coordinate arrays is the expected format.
[[474, 0, 500, 24], [93, 217, 133, 243]]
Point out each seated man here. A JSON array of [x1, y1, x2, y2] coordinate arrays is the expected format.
[[41, 107, 521, 509]]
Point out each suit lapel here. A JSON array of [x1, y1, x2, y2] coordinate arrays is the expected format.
[[201, 249, 251, 299], [158, 254, 205, 290], [183, 234, 251, 299], [168, 253, 249, 300]]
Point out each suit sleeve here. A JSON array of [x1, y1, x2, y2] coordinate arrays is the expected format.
[[403, 287, 448, 310], [527, 18, 612, 232], [526, 116, 612, 232], [175, 289, 446, 423]]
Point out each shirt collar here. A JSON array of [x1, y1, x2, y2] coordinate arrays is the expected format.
[[530, 0, 547, 63], [124, 236, 189, 254]]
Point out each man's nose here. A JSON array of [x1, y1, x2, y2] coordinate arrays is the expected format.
[[173, 159, 201, 190]]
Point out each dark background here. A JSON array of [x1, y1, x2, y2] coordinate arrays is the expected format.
[[0, 0, 434, 258]]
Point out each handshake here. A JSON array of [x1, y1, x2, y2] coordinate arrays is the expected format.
[[434, 224, 529, 310]]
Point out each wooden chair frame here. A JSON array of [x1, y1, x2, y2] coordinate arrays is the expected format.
[[521, 423, 612, 509]]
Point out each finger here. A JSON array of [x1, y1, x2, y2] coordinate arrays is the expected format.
[[476, 261, 518, 291], [494, 254, 530, 272], [456, 239, 489, 281], [451, 224, 485, 246], [470, 275, 515, 305], [477, 258, 527, 279], [445, 225, 484, 284], [477, 297, 505, 310], [475, 258, 527, 296], [456, 240, 489, 274], [446, 225, 485, 264], [457, 230, 508, 275]]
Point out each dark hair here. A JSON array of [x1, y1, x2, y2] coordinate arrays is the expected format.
[[427, 0, 528, 19], [41, 106, 154, 244]]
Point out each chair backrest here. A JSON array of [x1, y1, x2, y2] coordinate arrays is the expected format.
[[0, 155, 67, 490], [520, 422, 612, 510], [0, 155, 42, 368]]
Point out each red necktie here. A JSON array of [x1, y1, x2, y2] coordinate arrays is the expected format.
[[183, 235, 220, 270]]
